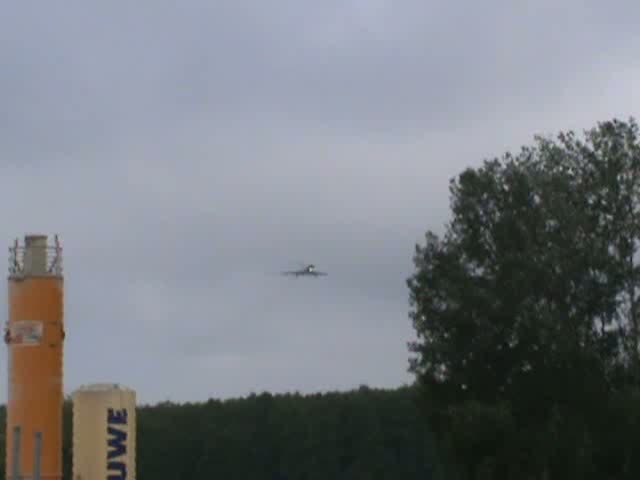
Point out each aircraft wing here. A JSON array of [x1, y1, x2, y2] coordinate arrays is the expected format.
[[281, 270, 300, 276], [313, 271, 328, 276]]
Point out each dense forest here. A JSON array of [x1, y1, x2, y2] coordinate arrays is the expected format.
[[0, 385, 439, 479]]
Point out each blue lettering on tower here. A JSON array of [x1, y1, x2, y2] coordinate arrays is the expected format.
[[107, 408, 128, 480]]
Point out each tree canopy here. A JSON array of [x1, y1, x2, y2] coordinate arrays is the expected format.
[[0, 386, 438, 480], [407, 117, 640, 479]]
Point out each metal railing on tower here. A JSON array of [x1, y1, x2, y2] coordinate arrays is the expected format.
[[8, 235, 63, 278]]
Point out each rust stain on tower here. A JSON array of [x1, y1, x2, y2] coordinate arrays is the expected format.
[[5, 234, 65, 480]]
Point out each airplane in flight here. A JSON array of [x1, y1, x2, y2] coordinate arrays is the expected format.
[[281, 264, 328, 278]]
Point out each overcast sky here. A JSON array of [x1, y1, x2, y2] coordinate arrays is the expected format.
[[1, 1, 639, 405]]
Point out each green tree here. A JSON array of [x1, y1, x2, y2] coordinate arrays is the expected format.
[[0, 385, 438, 479], [407, 117, 640, 479]]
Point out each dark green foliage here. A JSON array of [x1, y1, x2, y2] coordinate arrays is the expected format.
[[407, 117, 640, 479], [0, 385, 437, 479]]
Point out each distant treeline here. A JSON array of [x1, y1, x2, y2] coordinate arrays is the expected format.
[[0, 385, 438, 479]]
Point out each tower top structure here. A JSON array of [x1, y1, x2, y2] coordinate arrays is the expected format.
[[8, 234, 63, 279]]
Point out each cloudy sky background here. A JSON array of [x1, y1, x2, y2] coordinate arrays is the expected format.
[[1, 1, 639, 405]]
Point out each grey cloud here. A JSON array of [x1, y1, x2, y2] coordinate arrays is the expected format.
[[3, 1, 640, 161], [0, 1, 639, 403]]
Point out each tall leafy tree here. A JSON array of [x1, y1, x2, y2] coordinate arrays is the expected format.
[[407, 117, 640, 479]]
